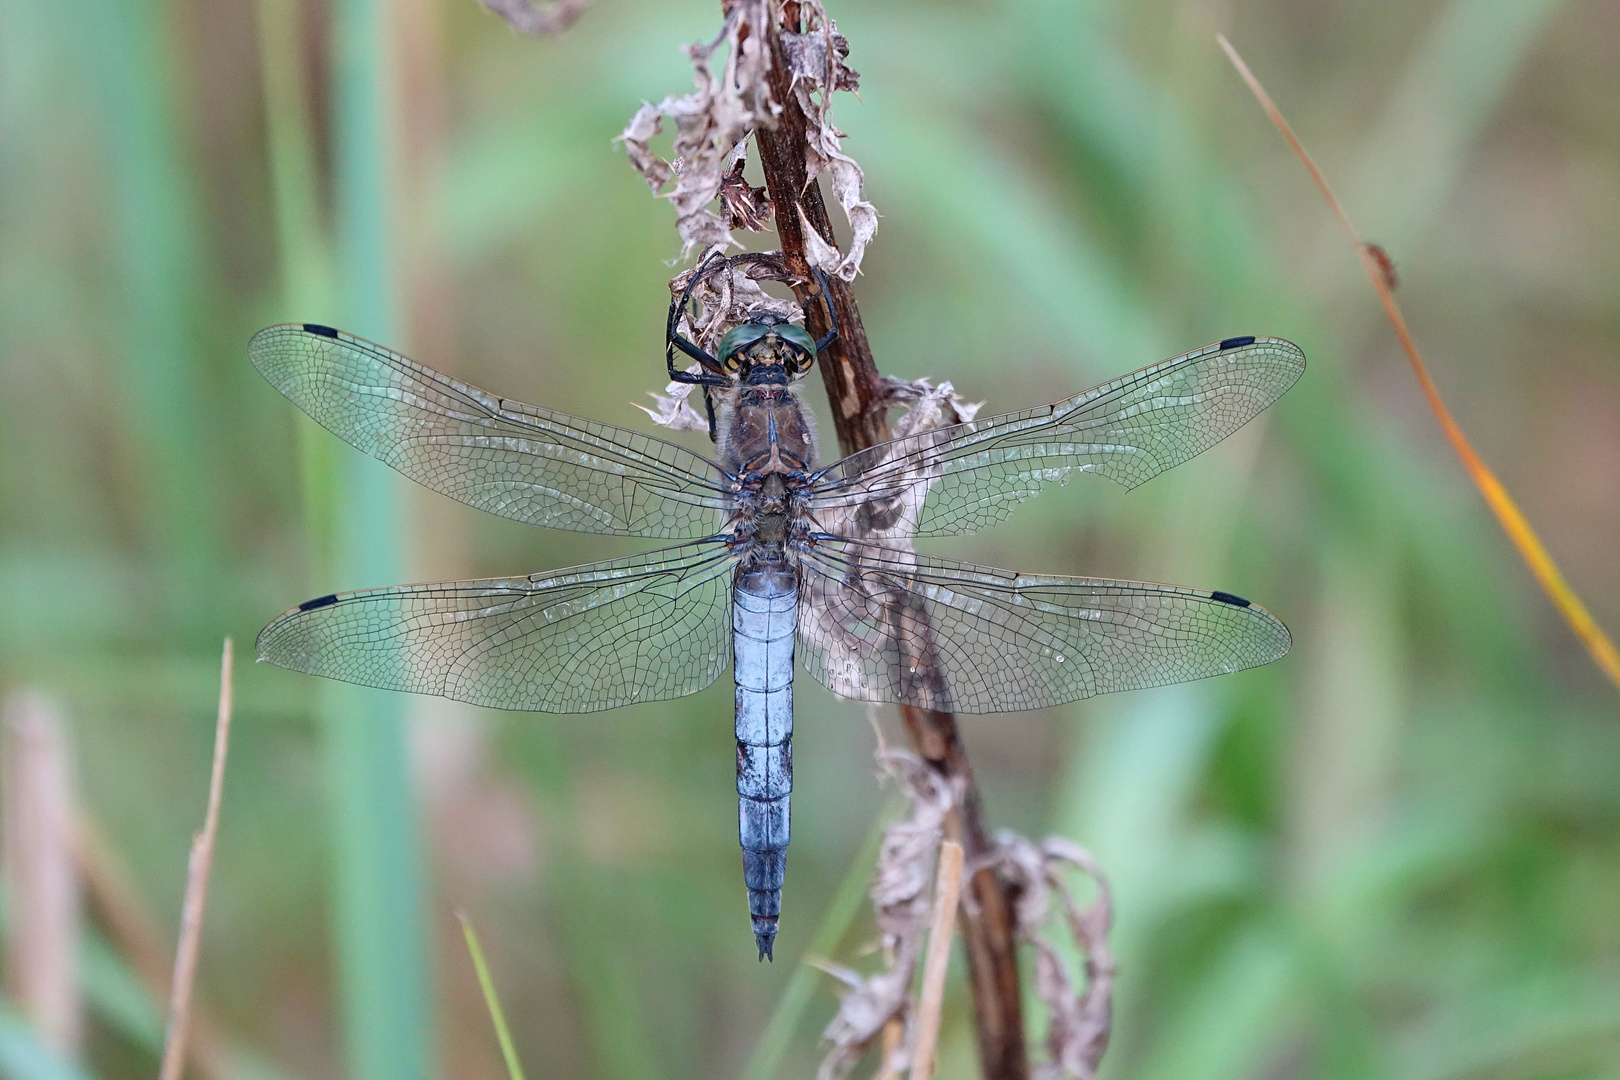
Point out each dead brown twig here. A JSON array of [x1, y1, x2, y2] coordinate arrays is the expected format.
[[72, 815, 234, 1080], [159, 638, 235, 1080], [747, 9, 1030, 1077], [621, 3, 1029, 1073]]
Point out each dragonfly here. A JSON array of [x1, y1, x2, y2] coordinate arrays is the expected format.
[[251, 279, 1304, 961]]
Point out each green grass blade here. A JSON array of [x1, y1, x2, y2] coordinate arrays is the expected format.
[[253, 0, 434, 1074], [458, 913, 528, 1080], [322, 685, 431, 1080], [83, 0, 219, 615], [0, 1004, 102, 1080]]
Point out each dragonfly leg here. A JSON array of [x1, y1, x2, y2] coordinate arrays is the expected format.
[[810, 267, 839, 355], [667, 253, 732, 383], [703, 386, 718, 443]]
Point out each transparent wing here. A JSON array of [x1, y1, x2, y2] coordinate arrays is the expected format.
[[797, 538, 1290, 713], [257, 541, 736, 712], [250, 323, 733, 539], [808, 336, 1304, 538]]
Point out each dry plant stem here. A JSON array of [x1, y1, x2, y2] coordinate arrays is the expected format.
[[899, 709, 1025, 1079], [159, 638, 234, 1080], [876, 1019, 903, 1080], [73, 818, 232, 1080], [748, 7, 1030, 1077], [749, 0, 889, 457], [1217, 35, 1620, 692], [2, 691, 81, 1053], [874, 926, 903, 1080], [910, 840, 965, 1080]]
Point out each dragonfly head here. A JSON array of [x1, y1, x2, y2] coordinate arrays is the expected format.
[[717, 319, 818, 385]]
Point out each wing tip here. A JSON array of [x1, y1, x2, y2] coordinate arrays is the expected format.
[[1216, 333, 1307, 369], [247, 322, 349, 359], [1207, 589, 1292, 664]]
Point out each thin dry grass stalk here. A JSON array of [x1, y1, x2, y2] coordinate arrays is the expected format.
[[159, 638, 235, 1080], [1, 691, 82, 1054], [817, 747, 955, 1080], [908, 840, 964, 1080], [74, 815, 233, 1080], [1217, 34, 1620, 692]]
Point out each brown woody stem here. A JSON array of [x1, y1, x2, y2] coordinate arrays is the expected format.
[[749, 6, 1029, 1077]]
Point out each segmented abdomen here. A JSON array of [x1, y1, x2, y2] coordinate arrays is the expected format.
[[733, 565, 796, 961]]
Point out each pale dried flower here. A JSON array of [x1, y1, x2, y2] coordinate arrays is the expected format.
[[639, 255, 808, 432], [779, 3, 877, 280], [478, 0, 591, 35], [719, 158, 773, 232], [633, 375, 709, 434], [981, 832, 1116, 1080], [881, 376, 983, 438], [618, 0, 875, 275], [616, 0, 779, 259]]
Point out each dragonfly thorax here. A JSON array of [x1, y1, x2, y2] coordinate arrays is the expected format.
[[717, 381, 821, 481]]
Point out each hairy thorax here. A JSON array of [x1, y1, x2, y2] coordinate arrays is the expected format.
[[719, 383, 819, 567]]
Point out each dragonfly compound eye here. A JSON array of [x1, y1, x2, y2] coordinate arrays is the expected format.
[[717, 322, 773, 375], [774, 323, 818, 379]]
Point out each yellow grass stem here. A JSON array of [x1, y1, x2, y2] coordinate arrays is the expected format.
[[1217, 34, 1620, 692]]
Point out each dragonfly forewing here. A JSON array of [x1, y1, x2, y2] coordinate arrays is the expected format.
[[808, 336, 1305, 538], [257, 541, 737, 712], [250, 324, 733, 539]]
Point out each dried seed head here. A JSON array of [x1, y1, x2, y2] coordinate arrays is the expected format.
[[985, 832, 1116, 1080], [618, 0, 875, 277]]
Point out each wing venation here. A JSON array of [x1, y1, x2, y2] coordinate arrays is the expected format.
[[250, 324, 731, 538], [797, 539, 1290, 713], [257, 542, 736, 712], [809, 336, 1304, 538]]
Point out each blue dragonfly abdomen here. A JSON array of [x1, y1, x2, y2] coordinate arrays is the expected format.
[[732, 563, 797, 960]]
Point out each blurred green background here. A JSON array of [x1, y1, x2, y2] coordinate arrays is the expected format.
[[2, 0, 1618, 1077]]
